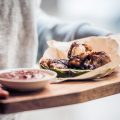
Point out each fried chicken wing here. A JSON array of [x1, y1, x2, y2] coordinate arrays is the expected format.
[[68, 53, 88, 68], [68, 42, 92, 59], [40, 41, 111, 72], [80, 51, 111, 70], [68, 51, 111, 70], [40, 59, 68, 69]]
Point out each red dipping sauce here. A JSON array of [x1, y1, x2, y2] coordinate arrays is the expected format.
[[0, 70, 45, 80]]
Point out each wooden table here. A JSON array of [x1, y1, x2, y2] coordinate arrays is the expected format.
[[0, 70, 120, 114]]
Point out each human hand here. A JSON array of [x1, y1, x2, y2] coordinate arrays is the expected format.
[[0, 84, 9, 99]]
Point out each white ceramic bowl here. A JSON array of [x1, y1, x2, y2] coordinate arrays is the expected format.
[[0, 68, 57, 92]]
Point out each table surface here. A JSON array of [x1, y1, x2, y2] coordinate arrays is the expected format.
[[0, 69, 120, 114]]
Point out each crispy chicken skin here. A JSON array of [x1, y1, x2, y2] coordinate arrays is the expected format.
[[67, 42, 111, 70], [40, 42, 111, 70], [68, 53, 88, 68], [80, 51, 111, 69], [68, 51, 111, 70], [68, 42, 92, 59], [40, 59, 68, 69]]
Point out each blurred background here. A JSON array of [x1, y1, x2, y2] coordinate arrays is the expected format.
[[41, 0, 120, 33]]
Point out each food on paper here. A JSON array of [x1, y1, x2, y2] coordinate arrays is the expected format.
[[39, 36, 120, 79], [40, 41, 113, 78]]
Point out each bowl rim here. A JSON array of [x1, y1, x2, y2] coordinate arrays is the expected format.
[[0, 68, 57, 83]]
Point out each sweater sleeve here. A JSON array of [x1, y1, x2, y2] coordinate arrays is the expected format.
[[37, 10, 111, 60]]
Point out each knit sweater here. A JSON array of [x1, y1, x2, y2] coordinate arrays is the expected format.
[[0, 0, 38, 69]]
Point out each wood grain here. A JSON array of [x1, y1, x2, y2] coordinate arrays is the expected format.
[[0, 69, 120, 114]]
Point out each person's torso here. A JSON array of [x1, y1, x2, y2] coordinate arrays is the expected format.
[[0, 0, 38, 69]]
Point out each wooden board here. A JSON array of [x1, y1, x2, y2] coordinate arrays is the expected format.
[[0, 69, 120, 114]]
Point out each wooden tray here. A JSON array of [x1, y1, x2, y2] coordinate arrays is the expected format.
[[0, 70, 120, 114]]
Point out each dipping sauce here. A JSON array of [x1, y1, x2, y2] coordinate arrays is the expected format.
[[0, 70, 46, 80]]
